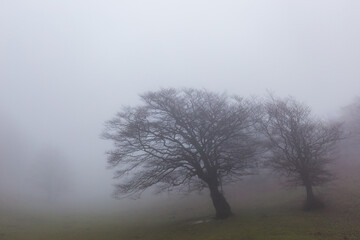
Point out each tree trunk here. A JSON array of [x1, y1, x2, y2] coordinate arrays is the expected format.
[[209, 184, 232, 219], [304, 183, 323, 210], [305, 184, 315, 205]]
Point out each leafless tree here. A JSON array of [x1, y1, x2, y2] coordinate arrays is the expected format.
[[342, 97, 360, 149], [102, 88, 261, 219], [260, 96, 342, 210], [33, 147, 70, 203]]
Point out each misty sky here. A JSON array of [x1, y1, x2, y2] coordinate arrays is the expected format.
[[1, 0, 359, 206]]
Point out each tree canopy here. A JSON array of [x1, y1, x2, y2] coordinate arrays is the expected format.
[[103, 88, 261, 218], [260, 96, 342, 209]]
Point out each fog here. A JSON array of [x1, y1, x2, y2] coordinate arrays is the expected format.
[[1, 0, 360, 214]]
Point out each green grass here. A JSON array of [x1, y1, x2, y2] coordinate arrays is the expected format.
[[1, 205, 359, 240], [1, 164, 360, 239]]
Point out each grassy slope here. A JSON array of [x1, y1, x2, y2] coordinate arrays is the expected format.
[[1, 205, 359, 240], [1, 163, 360, 240]]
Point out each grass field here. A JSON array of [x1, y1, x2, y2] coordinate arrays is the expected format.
[[1, 162, 360, 240]]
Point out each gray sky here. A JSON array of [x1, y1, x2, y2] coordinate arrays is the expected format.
[[1, 0, 359, 206]]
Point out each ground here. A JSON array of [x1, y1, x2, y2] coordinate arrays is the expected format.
[[1, 162, 360, 240]]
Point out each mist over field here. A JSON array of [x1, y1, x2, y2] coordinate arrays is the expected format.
[[1, 1, 360, 239]]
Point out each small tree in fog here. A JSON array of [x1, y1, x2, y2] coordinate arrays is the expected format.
[[260, 96, 342, 210], [342, 97, 360, 153], [33, 148, 70, 202], [102, 88, 261, 219]]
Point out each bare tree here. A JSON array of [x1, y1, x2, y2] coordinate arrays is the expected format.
[[33, 147, 70, 203], [102, 88, 261, 219], [260, 96, 342, 210], [342, 97, 360, 152]]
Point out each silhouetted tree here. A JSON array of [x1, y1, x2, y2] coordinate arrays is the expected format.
[[33, 147, 70, 203], [342, 97, 360, 145], [260, 96, 342, 210], [102, 89, 261, 219]]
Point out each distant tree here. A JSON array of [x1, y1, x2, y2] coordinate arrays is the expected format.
[[337, 97, 360, 163], [0, 117, 26, 197], [33, 147, 70, 203], [260, 96, 342, 210], [342, 97, 360, 143], [102, 89, 261, 219]]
